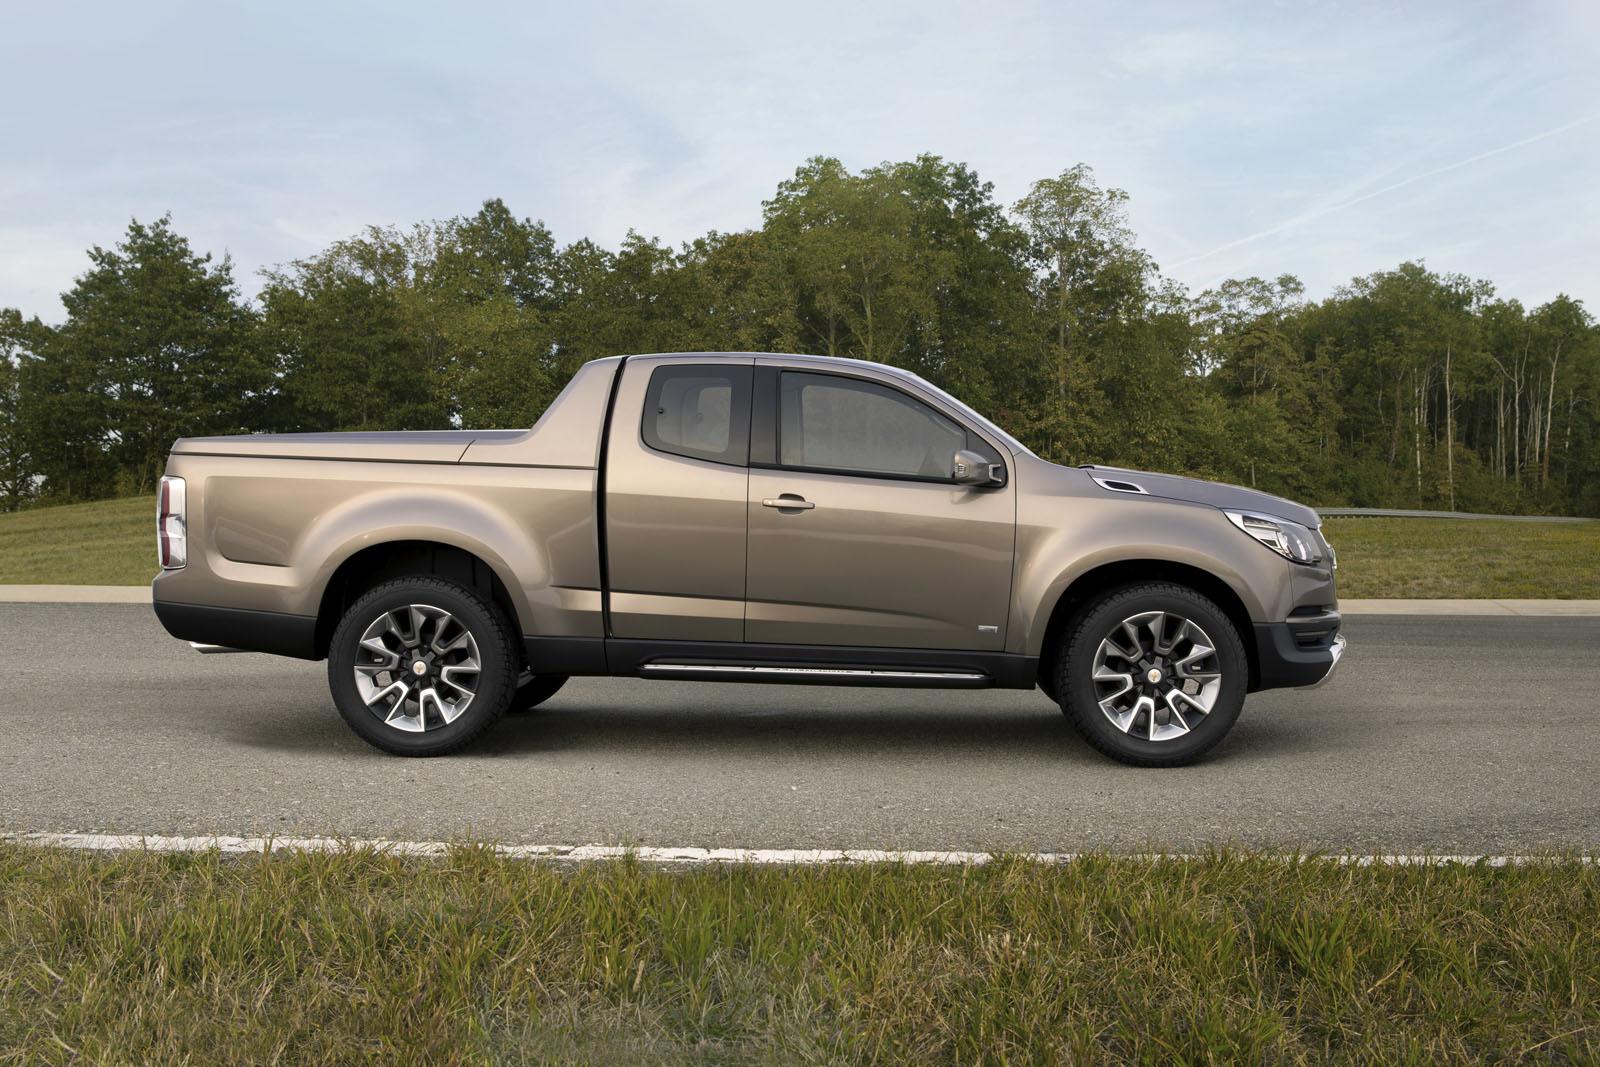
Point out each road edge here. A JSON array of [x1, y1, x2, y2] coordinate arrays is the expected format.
[[2, 831, 1593, 867]]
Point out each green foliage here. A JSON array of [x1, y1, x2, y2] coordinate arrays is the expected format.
[[0, 310, 36, 510], [2, 160, 1598, 515], [15, 218, 264, 500]]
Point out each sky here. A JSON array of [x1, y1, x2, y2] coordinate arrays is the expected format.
[[3, 0, 1597, 321]]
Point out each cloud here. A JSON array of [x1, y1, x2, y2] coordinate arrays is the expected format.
[[1167, 112, 1600, 272]]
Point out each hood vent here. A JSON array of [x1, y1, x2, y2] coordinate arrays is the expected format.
[[1090, 474, 1148, 495]]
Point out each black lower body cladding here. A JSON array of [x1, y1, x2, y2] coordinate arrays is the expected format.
[[1252, 610, 1342, 690], [152, 600, 319, 659]]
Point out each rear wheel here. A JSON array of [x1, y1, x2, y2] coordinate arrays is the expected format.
[[327, 576, 518, 756], [1054, 582, 1247, 767]]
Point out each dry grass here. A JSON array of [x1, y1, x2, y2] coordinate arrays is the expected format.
[[1, 845, 1596, 1063]]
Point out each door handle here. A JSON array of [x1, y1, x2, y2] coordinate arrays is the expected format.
[[762, 495, 815, 510]]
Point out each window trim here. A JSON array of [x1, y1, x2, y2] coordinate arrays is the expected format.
[[755, 367, 1008, 487], [639, 363, 753, 467]]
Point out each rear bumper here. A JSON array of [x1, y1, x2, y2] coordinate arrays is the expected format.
[[1251, 610, 1344, 691], [153, 599, 319, 660]]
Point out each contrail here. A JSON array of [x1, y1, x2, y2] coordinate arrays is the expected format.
[[1169, 112, 1600, 269]]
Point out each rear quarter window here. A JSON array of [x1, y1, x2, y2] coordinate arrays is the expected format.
[[640, 364, 753, 465]]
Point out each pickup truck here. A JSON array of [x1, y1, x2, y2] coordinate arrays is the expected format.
[[153, 351, 1344, 765]]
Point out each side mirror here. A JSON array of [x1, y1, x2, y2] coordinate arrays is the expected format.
[[952, 449, 1002, 487]]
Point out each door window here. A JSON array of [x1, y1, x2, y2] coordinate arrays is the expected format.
[[641, 365, 752, 465], [777, 371, 993, 480]]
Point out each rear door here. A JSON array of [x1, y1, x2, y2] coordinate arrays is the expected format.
[[743, 365, 1016, 651], [603, 357, 753, 641]]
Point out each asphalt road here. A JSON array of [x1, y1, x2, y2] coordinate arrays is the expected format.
[[3, 604, 1597, 855]]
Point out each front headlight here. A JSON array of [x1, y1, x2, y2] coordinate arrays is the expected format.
[[1223, 510, 1324, 566]]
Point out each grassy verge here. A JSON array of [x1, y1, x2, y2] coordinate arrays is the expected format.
[[2, 497, 1598, 599], [1321, 517, 1600, 598], [0, 495, 155, 586], [1, 846, 1595, 1063]]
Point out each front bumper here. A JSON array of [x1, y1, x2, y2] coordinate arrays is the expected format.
[[1251, 609, 1344, 691], [1302, 633, 1345, 689]]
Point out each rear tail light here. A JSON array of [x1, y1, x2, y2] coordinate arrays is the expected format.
[[157, 476, 187, 569]]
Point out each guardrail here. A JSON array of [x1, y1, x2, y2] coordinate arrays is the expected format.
[[1317, 507, 1595, 523]]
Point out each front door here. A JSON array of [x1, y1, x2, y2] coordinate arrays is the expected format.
[[744, 368, 1015, 651]]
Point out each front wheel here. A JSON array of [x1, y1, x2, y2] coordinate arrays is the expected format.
[[1055, 582, 1247, 767], [327, 576, 519, 756]]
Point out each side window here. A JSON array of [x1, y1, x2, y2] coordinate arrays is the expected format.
[[641, 364, 752, 465], [777, 372, 996, 480]]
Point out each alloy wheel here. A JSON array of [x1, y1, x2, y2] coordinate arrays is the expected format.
[[352, 604, 482, 733], [1090, 610, 1222, 742]]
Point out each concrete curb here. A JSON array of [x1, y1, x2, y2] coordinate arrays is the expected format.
[[0, 585, 151, 603], [4, 586, 1600, 616]]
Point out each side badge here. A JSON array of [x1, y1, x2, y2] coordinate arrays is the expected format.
[[977, 624, 999, 634]]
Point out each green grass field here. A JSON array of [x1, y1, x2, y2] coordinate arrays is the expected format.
[[0, 496, 156, 586], [2, 496, 1598, 598], [1321, 517, 1600, 599], [1, 845, 1594, 1063]]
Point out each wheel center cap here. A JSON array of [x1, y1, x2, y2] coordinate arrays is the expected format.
[[411, 660, 428, 677], [1146, 668, 1163, 685]]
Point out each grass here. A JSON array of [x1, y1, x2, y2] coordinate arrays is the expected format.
[[1321, 517, 1600, 599], [0, 495, 156, 586], [2, 496, 1598, 599], [0, 845, 1595, 1063]]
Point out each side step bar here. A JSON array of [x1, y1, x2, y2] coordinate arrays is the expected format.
[[189, 642, 249, 654], [639, 663, 990, 686]]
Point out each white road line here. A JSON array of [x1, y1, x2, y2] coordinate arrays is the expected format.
[[2, 832, 1590, 867]]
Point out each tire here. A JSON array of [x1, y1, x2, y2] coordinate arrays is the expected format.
[[508, 674, 568, 714], [1054, 582, 1248, 767], [327, 576, 519, 756]]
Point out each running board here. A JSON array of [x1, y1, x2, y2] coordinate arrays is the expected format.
[[638, 663, 990, 687]]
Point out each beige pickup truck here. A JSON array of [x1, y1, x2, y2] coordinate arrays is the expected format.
[[153, 352, 1343, 764]]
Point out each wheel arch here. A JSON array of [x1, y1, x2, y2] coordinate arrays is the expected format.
[[1033, 559, 1259, 694], [313, 540, 524, 661]]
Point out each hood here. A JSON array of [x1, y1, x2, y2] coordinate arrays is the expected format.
[[1078, 464, 1321, 528], [170, 429, 525, 464]]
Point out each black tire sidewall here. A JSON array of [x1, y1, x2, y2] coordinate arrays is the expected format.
[[328, 577, 518, 756], [1059, 583, 1247, 766]]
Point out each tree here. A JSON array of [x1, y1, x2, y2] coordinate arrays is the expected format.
[[4, 158, 1600, 518], [1012, 165, 1156, 464], [25, 217, 264, 498], [261, 233, 449, 432], [0, 309, 41, 509]]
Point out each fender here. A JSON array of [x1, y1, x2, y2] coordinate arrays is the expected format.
[[300, 486, 577, 638], [1008, 497, 1287, 658]]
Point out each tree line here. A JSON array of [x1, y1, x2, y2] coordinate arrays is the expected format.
[[2, 155, 1596, 515]]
